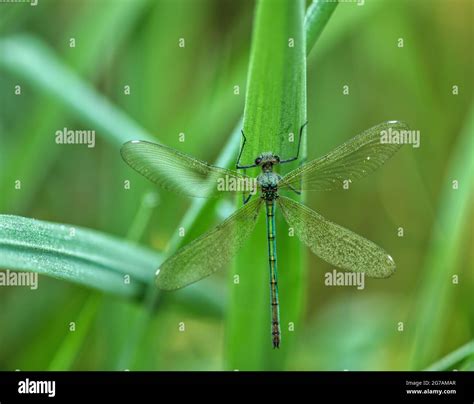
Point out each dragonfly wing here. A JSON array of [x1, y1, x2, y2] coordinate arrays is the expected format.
[[279, 121, 409, 192], [277, 196, 396, 278], [156, 197, 263, 290], [121, 141, 253, 198]]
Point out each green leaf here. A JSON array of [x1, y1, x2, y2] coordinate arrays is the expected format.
[[240, 2, 306, 164], [425, 340, 474, 371], [47, 295, 102, 371], [408, 105, 474, 369], [225, 0, 339, 371], [226, 0, 307, 370], [0, 35, 154, 147], [0, 0, 150, 213], [305, 0, 339, 55], [0, 215, 159, 297], [0, 214, 225, 319], [46, 189, 160, 371]]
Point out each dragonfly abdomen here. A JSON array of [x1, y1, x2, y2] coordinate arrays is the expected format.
[[265, 199, 281, 348]]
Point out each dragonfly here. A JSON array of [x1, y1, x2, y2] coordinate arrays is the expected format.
[[121, 120, 408, 349]]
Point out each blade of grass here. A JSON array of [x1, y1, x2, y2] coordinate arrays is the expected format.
[[0, 214, 224, 313], [126, 191, 160, 242], [46, 188, 160, 370], [12, 288, 91, 370], [0, 0, 150, 213], [459, 361, 474, 371], [226, 0, 307, 370], [0, 35, 154, 147], [408, 105, 474, 369], [224, 0, 338, 370], [240, 2, 306, 165], [425, 340, 474, 371], [47, 294, 102, 371], [305, 0, 339, 55], [0, 214, 158, 297]]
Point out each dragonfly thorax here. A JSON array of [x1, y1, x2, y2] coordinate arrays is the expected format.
[[255, 153, 280, 200], [257, 172, 280, 201]]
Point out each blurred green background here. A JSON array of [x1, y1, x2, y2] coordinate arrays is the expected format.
[[0, 0, 472, 371]]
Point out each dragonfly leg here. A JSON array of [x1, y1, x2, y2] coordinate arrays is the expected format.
[[243, 193, 253, 205], [236, 130, 257, 169], [280, 121, 308, 164]]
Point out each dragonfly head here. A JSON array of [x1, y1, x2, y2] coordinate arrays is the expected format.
[[255, 152, 280, 171]]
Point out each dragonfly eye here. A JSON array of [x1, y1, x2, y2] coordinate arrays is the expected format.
[[255, 157, 262, 165], [274, 155, 280, 163]]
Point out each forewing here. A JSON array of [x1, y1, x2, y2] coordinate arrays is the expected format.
[[279, 121, 409, 192], [277, 196, 396, 278], [156, 197, 263, 290], [121, 141, 252, 198]]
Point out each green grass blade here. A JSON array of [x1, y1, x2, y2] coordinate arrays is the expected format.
[[226, 0, 307, 370], [0, 215, 159, 297], [46, 188, 159, 371], [305, 0, 339, 55], [0, 35, 154, 147], [126, 191, 160, 242], [0, 214, 224, 318], [0, 0, 149, 213], [65, 0, 150, 77], [425, 340, 474, 371], [408, 105, 474, 369], [240, 1, 306, 164], [47, 295, 102, 371]]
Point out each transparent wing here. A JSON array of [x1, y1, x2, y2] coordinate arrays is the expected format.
[[277, 196, 396, 278], [156, 197, 263, 290], [279, 121, 409, 192], [121, 141, 253, 198]]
